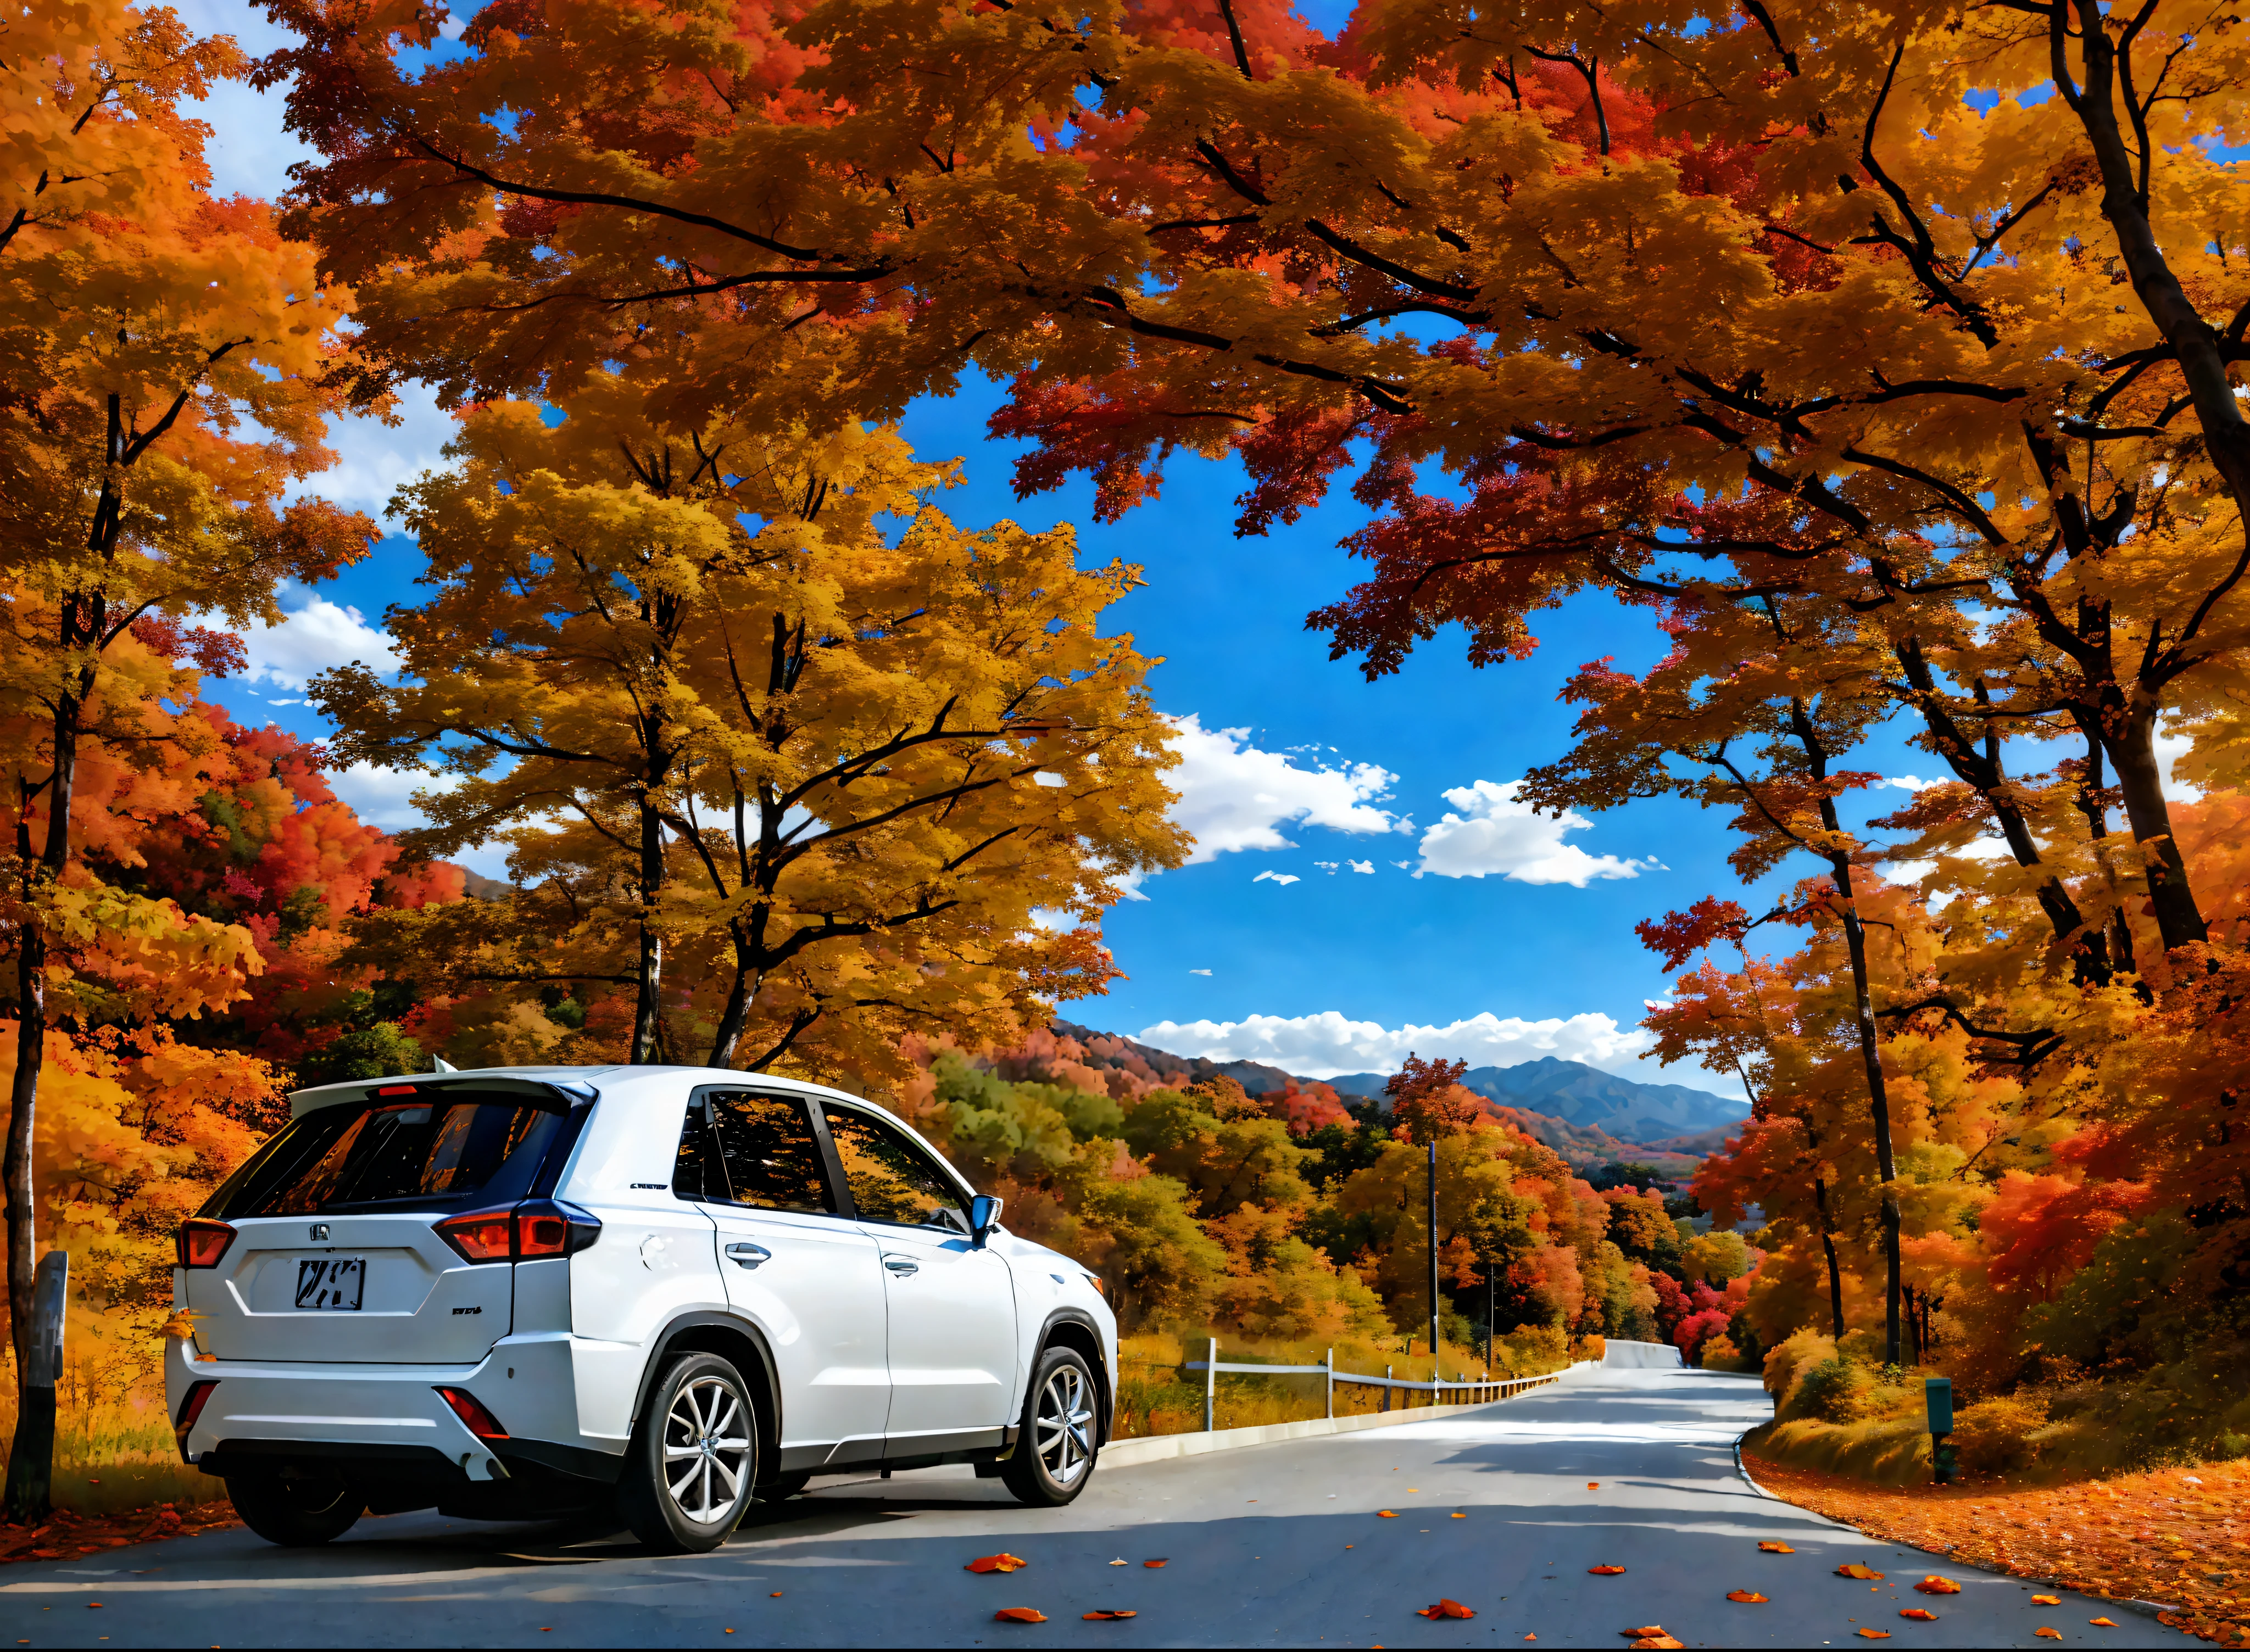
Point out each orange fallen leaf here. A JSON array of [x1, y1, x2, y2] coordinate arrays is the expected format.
[[967, 1554, 1029, 1574], [2090, 1618, 2118, 1627], [1857, 1632, 1892, 1641], [1758, 1541, 1796, 1553], [1588, 1565, 1628, 1576], [2031, 1595, 2060, 1605], [1725, 1590, 1768, 1603], [1837, 1564, 1886, 1580], [1588, 1482, 1600, 1490], [994, 1608, 1049, 1623], [1912, 1577, 1960, 1595], [1450, 1512, 1466, 1519], [1898, 1609, 1937, 1621], [1143, 1560, 1167, 1568], [770, 1592, 782, 1598], [1082, 1611, 1138, 1621], [2035, 1631, 2062, 1640], [1378, 1510, 1399, 1518], [1630, 1639, 1684, 1650], [1621, 1631, 1666, 1640]]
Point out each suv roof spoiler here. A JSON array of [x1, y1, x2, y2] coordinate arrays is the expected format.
[[288, 1073, 604, 1120]]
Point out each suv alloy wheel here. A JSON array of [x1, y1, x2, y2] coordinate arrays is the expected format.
[[617, 1352, 758, 1553], [1001, 1345, 1099, 1507]]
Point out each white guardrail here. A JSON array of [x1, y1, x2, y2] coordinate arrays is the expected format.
[[1180, 1339, 1561, 1431]]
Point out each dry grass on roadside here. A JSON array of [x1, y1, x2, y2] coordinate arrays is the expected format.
[[1743, 1447, 2250, 1645]]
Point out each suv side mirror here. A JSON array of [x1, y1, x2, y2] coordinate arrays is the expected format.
[[968, 1195, 1004, 1247]]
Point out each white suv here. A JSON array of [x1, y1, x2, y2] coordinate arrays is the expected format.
[[166, 1065, 1115, 1552]]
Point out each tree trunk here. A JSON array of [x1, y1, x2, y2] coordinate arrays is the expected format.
[[629, 784, 666, 1064], [7, 688, 80, 1516], [706, 923, 761, 1068], [2101, 699, 2206, 953], [1812, 1173, 1845, 1340]]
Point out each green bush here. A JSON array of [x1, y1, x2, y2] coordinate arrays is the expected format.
[[1792, 1355, 1878, 1424], [1953, 1394, 2049, 1476]]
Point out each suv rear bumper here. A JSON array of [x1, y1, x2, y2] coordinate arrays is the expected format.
[[166, 1331, 626, 1488]]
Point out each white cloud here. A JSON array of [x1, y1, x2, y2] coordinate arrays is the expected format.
[[1252, 870, 1301, 887], [1164, 713, 1401, 863], [1134, 1009, 1660, 1080], [228, 588, 402, 692], [303, 377, 461, 517], [1189, 968, 1212, 976], [1390, 860, 1412, 870], [1313, 860, 1339, 874], [1349, 860, 1374, 874], [326, 762, 457, 831], [1414, 780, 1657, 887], [1885, 774, 1937, 791]]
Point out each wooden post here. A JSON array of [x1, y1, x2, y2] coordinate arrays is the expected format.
[[3, 1251, 68, 1522], [1205, 1337, 1216, 1433]]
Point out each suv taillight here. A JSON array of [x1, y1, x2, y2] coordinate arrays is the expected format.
[[433, 1199, 600, 1264], [176, 1219, 236, 1269]]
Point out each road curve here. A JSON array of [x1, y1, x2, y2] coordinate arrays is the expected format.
[[0, 1367, 2179, 1648]]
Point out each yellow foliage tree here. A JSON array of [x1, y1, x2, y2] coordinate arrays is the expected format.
[[322, 393, 1185, 1082]]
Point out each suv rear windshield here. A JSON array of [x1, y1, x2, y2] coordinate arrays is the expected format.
[[201, 1092, 569, 1219]]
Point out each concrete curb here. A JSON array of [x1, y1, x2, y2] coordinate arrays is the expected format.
[[1730, 1428, 2181, 1625], [1098, 1359, 1598, 1470]]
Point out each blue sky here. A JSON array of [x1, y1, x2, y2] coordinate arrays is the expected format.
[[184, 0, 2039, 1097]]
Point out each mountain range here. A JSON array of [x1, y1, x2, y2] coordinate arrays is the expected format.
[[1052, 1023, 1749, 1157]]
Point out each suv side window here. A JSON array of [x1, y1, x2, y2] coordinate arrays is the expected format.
[[673, 1092, 834, 1213], [821, 1104, 968, 1234]]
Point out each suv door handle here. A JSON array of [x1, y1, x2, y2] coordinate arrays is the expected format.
[[883, 1255, 919, 1276], [725, 1242, 771, 1269]]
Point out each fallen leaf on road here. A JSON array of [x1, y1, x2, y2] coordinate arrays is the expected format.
[[1630, 1638, 1684, 1649], [1589, 1565, 1628, 1575], [994, 1608, 1048, 1623], [967, 1554, 1029, 1574], [2031, 1595, 2060, 1605], [770, 1593, 782, 1598], [2090, 1617, 2118, 1626], [1837, 1564, 1886, 1580], [1725, 1590, 1768, 1603], [1451, 1513, 1466, 1519], [2035, 1629, 2062, 1640], [1108, 1559, 1127, 1566], [1856, 1631, 1892, 1640], [1588, 1482, 1600, 1490], [1758, 1542, 1796, 1553], [1083, 1610, 1138, 1620], [1416, 1599, 1475, 1619], [1143, 1560, 1166, 1568], [1379, 1510, 1398, 1517], [1912, 1577, 1961, 1595], [1898, 1609, 1937, 1620], [1621, 1629, 1666, 1639]]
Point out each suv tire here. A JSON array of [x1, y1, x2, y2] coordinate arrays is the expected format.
[[229, 1469, 365, 1547], [618, 1352, 758, 1553], [1001, 1344, 1099, 1507]]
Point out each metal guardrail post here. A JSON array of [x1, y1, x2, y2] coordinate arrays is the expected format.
[[1383, 1363, 1393, 1413], [1204, 1337, 1216, 1433], [1325, 1348, 1333, 1420]]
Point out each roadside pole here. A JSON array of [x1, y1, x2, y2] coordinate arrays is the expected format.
[[1427, 1141, 1439, 1385], [1204, 1337, 1216, 1433]]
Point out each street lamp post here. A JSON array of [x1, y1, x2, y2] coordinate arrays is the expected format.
[[1427, 1140, 1439, 1386]]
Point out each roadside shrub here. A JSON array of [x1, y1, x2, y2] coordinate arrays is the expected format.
[[1763, 1327, 1836, 1409], [1701, 1333, 1754, 1371], [1792, 1355, 1878, 1424], [1953, 1394, 2051, 1476]]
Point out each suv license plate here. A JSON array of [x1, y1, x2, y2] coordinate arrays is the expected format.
[[295, 1257, 365, 1311]]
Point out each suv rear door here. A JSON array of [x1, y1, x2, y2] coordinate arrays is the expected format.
[[677, 1090, 890, 1464], [183, 1087, 574, 1364]]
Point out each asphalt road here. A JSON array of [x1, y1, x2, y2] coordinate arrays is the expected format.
[[0, 1367, 2180, 1648]]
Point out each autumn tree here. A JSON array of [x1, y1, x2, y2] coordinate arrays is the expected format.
[[1383, 1051, 1482, 1143], [2, 0, 374, 1506], [324, 392, 1185, 1080]]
